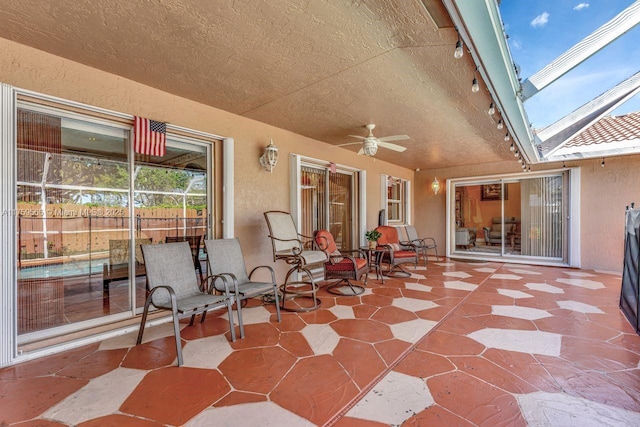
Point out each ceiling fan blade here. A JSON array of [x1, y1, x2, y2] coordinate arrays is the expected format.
[[348, 135, 367, 140], [377, 135, 410, 142], [336, 141, 364, 147], [357, 147, 364, 155], [378, 141, 407, 152]]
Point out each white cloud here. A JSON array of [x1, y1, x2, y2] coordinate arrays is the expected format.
[[510, 39, 522, 50], [530, 12, 550, 28], [573, 3, 589, 11]]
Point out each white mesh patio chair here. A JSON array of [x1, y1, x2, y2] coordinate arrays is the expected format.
[[204, 238, 281, 334], [403, 225, 439, 267], [137, 241, 237, 367]]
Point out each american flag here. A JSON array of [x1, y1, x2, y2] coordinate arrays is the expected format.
[[134, 116, 166, 157]]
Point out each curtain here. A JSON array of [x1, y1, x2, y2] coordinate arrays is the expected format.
[[520, 176, 563, 257]]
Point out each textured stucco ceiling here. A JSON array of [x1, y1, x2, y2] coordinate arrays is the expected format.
[[0, 0, 514, 170]]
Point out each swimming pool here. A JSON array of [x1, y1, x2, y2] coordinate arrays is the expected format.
[[18, 259, 108, 280]]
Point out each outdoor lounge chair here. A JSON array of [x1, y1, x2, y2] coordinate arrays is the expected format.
[[375, 225, 418, 276], [137, 241, 237, 366], [314, 229, 368, 295], [403, 225, 438, 267], [204, 238, 281, 331], [165, 235, 204, 281], [264, 211, 327, 312]]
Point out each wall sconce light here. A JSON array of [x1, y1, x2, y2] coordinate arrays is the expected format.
[[431, 177, 441, 195], [454, 29, 464, 59], [471, 67, 480, 93], [259, 138, 279, 173], [488, 102, 495, 115]]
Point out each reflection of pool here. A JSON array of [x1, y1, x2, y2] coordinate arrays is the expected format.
[[18, 259, 108, 280]]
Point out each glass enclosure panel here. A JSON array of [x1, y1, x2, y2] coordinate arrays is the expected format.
[[329, 172, 353, 249], [519, 176, 564, 258], [503, 181, 521, 255], [133, 143, 209, 309], [16, 109, 130, 335], [300, 166, 327, 240]]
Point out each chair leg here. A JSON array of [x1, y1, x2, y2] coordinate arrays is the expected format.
[[236, 296, 245, 339], [273, 285, 282, 322], [226, 297, 237, 342], [171, 307, 183, 367], [136, 297, 153, 345]]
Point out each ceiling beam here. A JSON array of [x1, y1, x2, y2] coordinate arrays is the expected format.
[[521, 0, 640, 100]]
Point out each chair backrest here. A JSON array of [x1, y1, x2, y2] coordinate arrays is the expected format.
[[165, 235, 203, 262], [405, 225, 419, 241], [394, 226, 408, 242], [109, 238, 151, 266], [204, 238, 250, 285], [141, 242, 201, 307], [264, 211, 302, 258], [375, 226, 400, 245], [314, 229, 343, 259]]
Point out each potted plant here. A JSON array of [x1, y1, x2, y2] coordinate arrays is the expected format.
[[365, 229, 382, 249]]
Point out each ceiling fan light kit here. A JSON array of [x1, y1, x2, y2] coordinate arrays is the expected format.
[[338, 123, 409, 157]]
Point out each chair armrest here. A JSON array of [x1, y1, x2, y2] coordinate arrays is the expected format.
[[248, 265, 277, 284], [204, 274, 236, 298]]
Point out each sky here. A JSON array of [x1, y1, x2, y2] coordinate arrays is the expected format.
[[499, 0, 640, 129]]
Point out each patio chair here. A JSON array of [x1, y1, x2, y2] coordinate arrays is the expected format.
[[264, 211, 328, 311], [375, 225, 418, 277], [137, 241, 237, 367], [165, 235, 204, 281], [403, 225, 439, 267], [314, 229, 368, 295], [204, 238, 281, 331]]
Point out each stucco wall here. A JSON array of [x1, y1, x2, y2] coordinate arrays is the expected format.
[[0, 38, 413, 278], [416, 156, 640, 273]]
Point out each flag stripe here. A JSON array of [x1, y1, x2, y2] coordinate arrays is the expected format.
[[133, 116, 166, 156]]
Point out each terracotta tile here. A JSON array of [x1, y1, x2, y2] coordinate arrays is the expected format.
[[352, 304, 379, 319], [428, 371, 526, 426], [335, 295, 363, 306], [415, 330, 485, 355], [361, 293, 394, 307], [57, 348, 127, 380], [471, 314, 538, 331], [401, 288, 435, 300], [482, 349, 561, 393], [453, 303, 493, 316], [331, 319, 394, 343], [333, 338, 386, 389], [611, 333, 640, 354], [120, 367, 230, 425], [279, 331, 315, 357], [534, 315, 621, 341], [271, 313, 307, 332], [393, 350, 456, 379], [451, 355, 538, 394], [13, 420, 68, 427], [416, 305, 454, 321], [0, 343, 99, 380], [371, 306, 418, 324], [229, 322, 280, 349], [371, 287, 403, 298], [374, 339, 412, 366], [218, 347, 296, 394], [298, 308, 338, 324], [403, 405, 475, 426], [77, 414, 164, 426], [121, 336, 181, 370], [0, 376, 88, 424], [332, 416, 389, 426], [214, 391, 267, 407], [271, 355, 359, 426], [560, 336, 640, 371], [178, 317, 230, 340]]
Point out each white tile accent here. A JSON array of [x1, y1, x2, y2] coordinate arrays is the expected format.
[[436, 262, 456, 267], [301, 324, 340, 355], [563, 271, 595, 277], [404, 282, 433, 292], [99, 322, 186, 351], [237, 305, 272, 325], [329, 304, 356, 319], [43, 367, 147, 425], [182, 335, 233, 369], [467, 328, 562, 356], [517, 391, 640, 427], [442, 271, 472, 279], [497, 289, 533, 299], [508, 268, 541, 275], [389, 319, 437, 343], [347, 371, 434, 424], [475, 267, 498, 273], [491, 274, 522, 280], [555, 278, 605, 290], [525, 283, 565, 294], [556, 300, 604, 314], [186, 401, 317, 426], [408, 272, 426, 279], [443, 280, 477, 291], [393, 297, 438, 312], [491, 305, 552, 320]]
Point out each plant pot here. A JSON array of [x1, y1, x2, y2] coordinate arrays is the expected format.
[[368, 241, 377, 249]]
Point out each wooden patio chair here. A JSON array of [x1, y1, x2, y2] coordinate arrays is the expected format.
[[137, 241, 238, 366]]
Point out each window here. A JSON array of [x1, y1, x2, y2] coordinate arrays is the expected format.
[[385, 175, 409, 224]]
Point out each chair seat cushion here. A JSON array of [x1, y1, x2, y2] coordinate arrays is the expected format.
[[326, 258, 367, 272], [393, 250, 417, 259]]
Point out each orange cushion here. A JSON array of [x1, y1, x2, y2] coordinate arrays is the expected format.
[[393, 250, 416, 259], [326, 258, 367, 272]]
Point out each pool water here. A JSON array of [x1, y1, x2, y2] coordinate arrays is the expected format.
[[18, 259, 108, 280]]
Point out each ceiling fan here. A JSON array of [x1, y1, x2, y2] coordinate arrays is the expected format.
[[338, 124, 409, 157]]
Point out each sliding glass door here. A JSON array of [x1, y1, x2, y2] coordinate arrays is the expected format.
[[452, 172, 567, 262]]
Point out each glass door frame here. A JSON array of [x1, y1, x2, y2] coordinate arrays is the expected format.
[[446, 168, 580, 267]]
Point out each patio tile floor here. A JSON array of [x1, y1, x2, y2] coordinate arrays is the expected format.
[[1, 259, 639, 426]]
